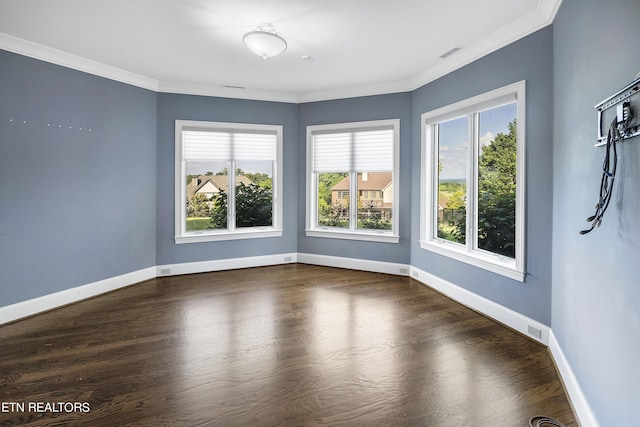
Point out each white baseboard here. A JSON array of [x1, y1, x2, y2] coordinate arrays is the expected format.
[[549, 331, 599, 427], [0, 266, 156, 325], [156, 253, 298, 277], [409, 266, 550, 345], [0, 254, 298, 326], [411, 265, 596, 426], [297, 252, 410, 276]]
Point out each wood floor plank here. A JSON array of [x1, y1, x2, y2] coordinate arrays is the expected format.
[[0, 264, 577, 426]]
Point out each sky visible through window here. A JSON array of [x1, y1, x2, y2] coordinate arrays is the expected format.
[[186, 160, 271, 176], [438, 102, 516, 180]]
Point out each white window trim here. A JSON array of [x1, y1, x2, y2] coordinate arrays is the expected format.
[[419, 81, 526, 282], [305, 119, 400, 244], [174, 120, 283, 244]]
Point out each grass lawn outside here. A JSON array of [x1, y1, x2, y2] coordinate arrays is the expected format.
[[186, 217, 212, 231]]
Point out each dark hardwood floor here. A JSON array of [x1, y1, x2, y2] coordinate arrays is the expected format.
[[0, 264, 577, 426]]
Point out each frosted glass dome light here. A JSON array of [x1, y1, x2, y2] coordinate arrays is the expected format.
[[243, 23, 287, 59]]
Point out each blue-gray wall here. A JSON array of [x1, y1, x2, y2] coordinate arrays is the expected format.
[[410, 27, 554, 325], [0, 50, 157, 306], [297, 93, 412, 264], [553, 0, 640, 425], [155, 93, 299, 265]]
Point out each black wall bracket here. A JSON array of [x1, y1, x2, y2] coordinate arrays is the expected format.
[[595, 75, 640, 146]]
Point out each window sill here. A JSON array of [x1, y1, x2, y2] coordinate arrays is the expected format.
[[306, 229, 399, 243], [175, 229, 282, 244], [419, 239, 525, 282]]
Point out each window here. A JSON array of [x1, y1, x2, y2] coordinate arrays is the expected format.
[[420, 81, 525, 281], [175, 120, 282, 244], [306, 119, 399, 243]]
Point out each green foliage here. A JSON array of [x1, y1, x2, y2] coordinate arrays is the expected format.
[[446, 189, 466, 210], [209, 183, 273, 229], [317, 173, 348, 225], [357, 202, 392, 230], [209, 190, 228, 229], [477, 120, 516, 258], [438, 222, 463, 242], [438, 181, 464, 194], [186, 193, 211, 218], [319, 202, 349, 227], [245, 172, 272, 189], [477, 194, 515, 256], [358, 216, 392, 230], [235, 182, 272, 227], [437, 180, 466, 243], [214, 169, 272, 188]]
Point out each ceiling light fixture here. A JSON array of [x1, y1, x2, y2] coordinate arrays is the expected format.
[[242, 23, 287, 59]]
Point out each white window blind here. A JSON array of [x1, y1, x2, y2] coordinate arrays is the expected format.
[[183, 130, 276, 161], [312, 127, 394, 172]]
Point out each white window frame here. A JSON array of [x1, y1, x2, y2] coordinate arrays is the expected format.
[[174, 120, 283, 244], [420, 81, 526, 281], [306, 119, 400, 243]]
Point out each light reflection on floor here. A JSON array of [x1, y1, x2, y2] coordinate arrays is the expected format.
[[172, 269, 555, 424]]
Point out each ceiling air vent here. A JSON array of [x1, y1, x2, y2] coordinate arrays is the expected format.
[[439, 46, 462, 59]]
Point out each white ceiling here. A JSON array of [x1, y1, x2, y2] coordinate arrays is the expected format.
[[0, 0, 560, 103]]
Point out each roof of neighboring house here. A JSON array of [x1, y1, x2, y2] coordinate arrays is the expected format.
[[187, 175, 253, 198], [331, 172, 392, 191]]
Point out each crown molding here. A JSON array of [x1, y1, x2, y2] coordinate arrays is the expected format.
[[297, 79, 412, 103], [158, 80, 300, 104], [0, 32, 160, 91], [0, 0, 561, 103], [539, 0, 563, 24]]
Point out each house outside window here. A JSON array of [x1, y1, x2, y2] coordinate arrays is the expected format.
[[336, 190, 350, 200], [306, 119, 399, 243], [420, 81, 525, 281], [175, 120, 283, 244]]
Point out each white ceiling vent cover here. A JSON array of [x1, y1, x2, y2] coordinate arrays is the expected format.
[[439, 46, 463, 59]]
